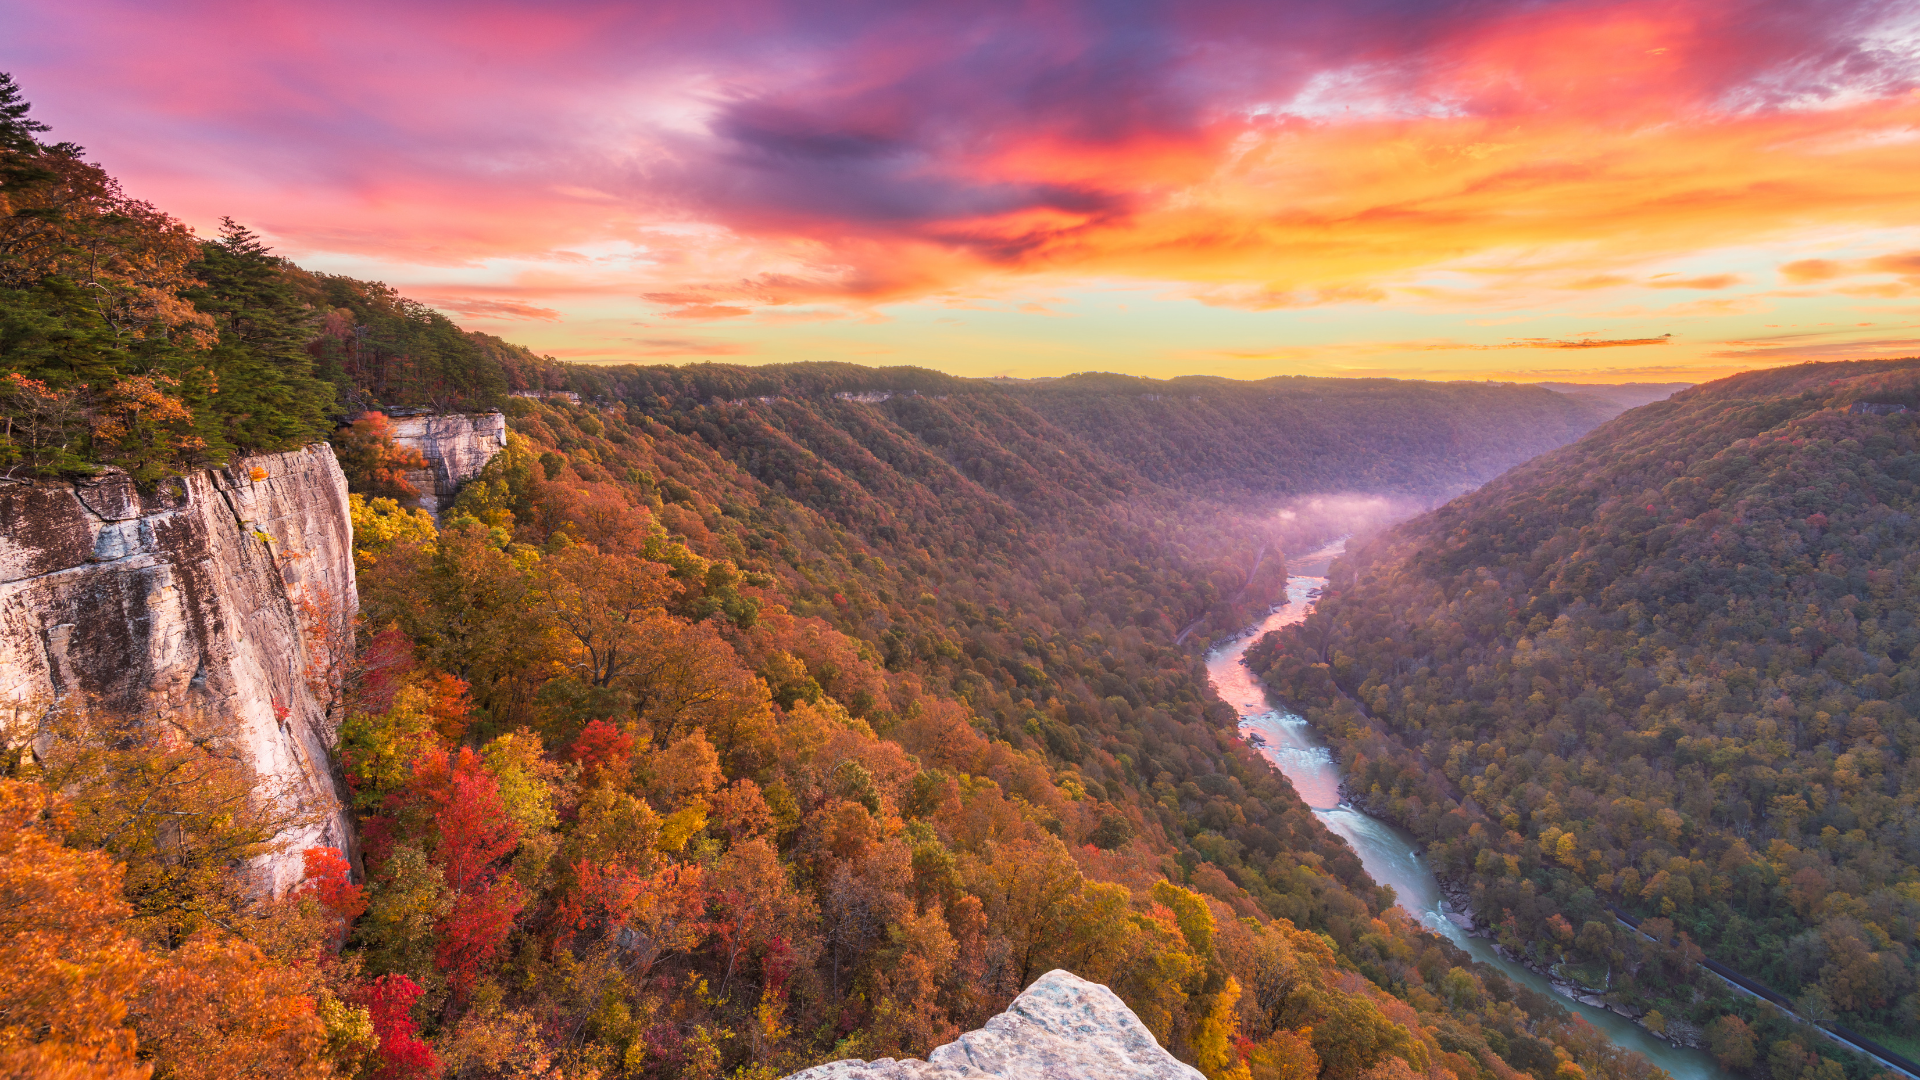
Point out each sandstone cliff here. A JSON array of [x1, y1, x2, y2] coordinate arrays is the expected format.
[[785, 970, 1202, 1080], [0, 445, 357, 894], [388, 411, 508, 516]]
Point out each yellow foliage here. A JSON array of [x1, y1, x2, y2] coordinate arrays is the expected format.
[[657, 805, 709, 855], [1151, 879, 1216, 958], [482, 730, 560, 834], [1192, 976, 1245, 1079], [347, 493, 436, 570], [1554, 832, 1580, 869]]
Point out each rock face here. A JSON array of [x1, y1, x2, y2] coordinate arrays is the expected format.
[[0, 445, 357, 894], [784, 970, 1203, 1080], [387, 412, 508, 516]]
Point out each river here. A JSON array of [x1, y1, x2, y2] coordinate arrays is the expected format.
[[1205, 538, 1726, 1080]]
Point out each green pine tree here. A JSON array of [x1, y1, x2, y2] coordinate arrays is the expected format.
[[0, 71, 50, 154], [182, 219, 337, 452]]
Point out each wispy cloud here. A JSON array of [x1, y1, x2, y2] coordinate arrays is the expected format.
[[1428, 335, 1674, 350], [632, 338, 752, 356], [1711, 336, 1920, 359], [424, 296, 563, 321]]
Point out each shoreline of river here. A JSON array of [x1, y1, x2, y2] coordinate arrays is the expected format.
[[1334, 782, 1708, 1051], [1206, 539, 1726, 1079]]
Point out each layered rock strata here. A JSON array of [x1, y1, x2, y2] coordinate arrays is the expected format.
[[785, 970, 1203, 1080], [387, 411, 508, 516], [0, 445, 357, 894]]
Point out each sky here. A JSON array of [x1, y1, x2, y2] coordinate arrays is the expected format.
[[7, 0, 1920, 383]]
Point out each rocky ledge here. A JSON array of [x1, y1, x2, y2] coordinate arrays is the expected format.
[[785, 970, 1201, 1080], [387, 412, 508, 517], [0, 445, 357, 893]]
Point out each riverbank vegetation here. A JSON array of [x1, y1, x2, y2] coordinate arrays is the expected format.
[[1251, 358, 1920, 1080]]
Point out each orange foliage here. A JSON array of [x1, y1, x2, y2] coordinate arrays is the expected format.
[[128, 935, 331, 1080], [334, 413, 430, 503], [0, 780, 149, 1080]]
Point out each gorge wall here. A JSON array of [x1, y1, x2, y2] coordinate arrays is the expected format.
[[388, 411, 508, 516], [0, 445, 358, 894]]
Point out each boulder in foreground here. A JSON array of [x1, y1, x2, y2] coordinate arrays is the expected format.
[[785, 970, 1203, 1080]]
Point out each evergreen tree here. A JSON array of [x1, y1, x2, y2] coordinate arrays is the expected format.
[[182, 219, 336, 451], [0, 71, 50, 154]]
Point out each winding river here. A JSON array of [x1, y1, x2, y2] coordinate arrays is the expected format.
[[1206, 539, 1726, 1080]]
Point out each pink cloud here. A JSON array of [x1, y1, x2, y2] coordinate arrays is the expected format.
[[5, 0, 1918, 360]]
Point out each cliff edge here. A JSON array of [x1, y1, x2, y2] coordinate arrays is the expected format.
[[388, 411, 508, 516], [0, 444, 357, 894], [784, 970, 1203, 1080]]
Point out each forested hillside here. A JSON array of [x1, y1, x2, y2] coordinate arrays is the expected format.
[[1252, 357, 1920, 1079], [1003, 373, 1616, 499], [0, 70, 566, 483], [4, 71, 1657, 1080], [545, 366, 1617, 504]]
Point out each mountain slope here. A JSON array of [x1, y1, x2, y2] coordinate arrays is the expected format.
[[1004, 373, 1618, 499], [1251, 357, 1920, 1075], [343, 388, 1667, 1080]]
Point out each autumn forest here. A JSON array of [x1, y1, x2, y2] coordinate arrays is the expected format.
[[4, 63, 1917, 1080]]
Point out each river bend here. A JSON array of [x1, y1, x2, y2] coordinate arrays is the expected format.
[[1206, 539, 1725, 1080]]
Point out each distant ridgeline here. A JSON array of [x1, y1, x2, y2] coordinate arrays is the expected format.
[[548, 364, 1621, 501], [1252, 357, 1920, 1079]]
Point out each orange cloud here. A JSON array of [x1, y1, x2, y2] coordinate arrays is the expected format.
[[1781, 258, 1844, 283], [1648, 275, 1739, 289], [424, 296, 563, 320]]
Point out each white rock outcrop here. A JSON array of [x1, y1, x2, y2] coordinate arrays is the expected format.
[[0, 445, 357, 894], [387, 411, 508, 516], [785, 970, 1203, 1080]]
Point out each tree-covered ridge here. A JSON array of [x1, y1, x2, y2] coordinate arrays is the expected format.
[[1002, 373, 1617, 499], [297, 272, 569, 416], [1250, 357, 1920, 1077], [0, 69, 334, 480]]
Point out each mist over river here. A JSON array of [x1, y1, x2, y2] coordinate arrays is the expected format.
[[1207, 539, 1727, 1080]]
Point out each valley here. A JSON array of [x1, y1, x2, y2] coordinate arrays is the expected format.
[[1251, 360, 1920, 1080], [4, 64, 1914, 1080], [1212, 541, 1725, 1080]]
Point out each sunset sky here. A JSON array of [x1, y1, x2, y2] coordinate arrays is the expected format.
[[7, 0, 1920, 381]]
